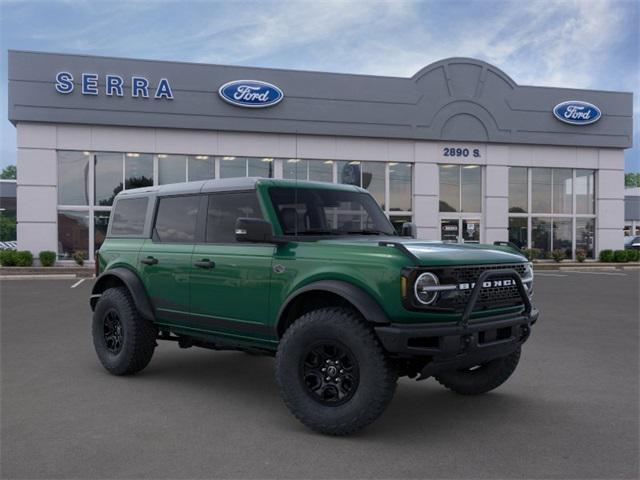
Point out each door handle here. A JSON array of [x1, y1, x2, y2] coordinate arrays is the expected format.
[[194, 259, 215, 269], [140, 256, 159, 265]]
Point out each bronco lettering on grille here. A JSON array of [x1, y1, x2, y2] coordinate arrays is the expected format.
[[458, 279, 515, 290]]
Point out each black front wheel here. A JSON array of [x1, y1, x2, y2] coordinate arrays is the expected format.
[[92, 287, 157, 376], [275, 308, 397, 436]]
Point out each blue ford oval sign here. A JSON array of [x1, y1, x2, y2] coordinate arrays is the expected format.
[[553, 100, 601, 125], [218, 80, 283, 108]]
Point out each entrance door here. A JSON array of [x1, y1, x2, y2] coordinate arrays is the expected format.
[[189, 191, 274, 340], [440, 218, 481, 243]]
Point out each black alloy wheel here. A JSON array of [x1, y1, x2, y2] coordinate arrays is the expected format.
[[103, 309, 124, 354], [301, 341, 359, 406]]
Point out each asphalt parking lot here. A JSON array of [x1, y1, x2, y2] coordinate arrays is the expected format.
[[1, 271, 638, 479]]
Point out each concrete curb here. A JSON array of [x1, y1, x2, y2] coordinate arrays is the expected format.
[[0, 267, 94, 277], [0, 274, 80, 280], [533, 262, 640, 270]]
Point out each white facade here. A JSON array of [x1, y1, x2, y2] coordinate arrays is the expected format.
[[16, 122, 625, 261]]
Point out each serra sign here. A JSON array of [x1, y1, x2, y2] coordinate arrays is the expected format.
[[55, 72, 174, 99]]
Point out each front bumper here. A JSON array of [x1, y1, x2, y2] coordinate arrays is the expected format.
[[376, 267, 538, 379]]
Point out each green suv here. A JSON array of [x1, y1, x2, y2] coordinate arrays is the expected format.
[[91, 178, 537, 435]]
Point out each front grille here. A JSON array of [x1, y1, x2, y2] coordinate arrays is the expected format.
[[432, 263, 527, 312]]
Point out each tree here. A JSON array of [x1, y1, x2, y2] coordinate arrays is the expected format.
[[1, 165, 16, 179], [625, 172, 640, 188]]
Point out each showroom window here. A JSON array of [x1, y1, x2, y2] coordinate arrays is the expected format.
[[438, 165, 482, 243], [508, 168, 596, 259], [57, 150, 414, 260]]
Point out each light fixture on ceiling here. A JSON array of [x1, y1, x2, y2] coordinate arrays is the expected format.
[[126, 153, 140, 157], [262, 158, 273, 162], [157, 154, 167, 159], [222, 156, 236, 161], [195, 155, 209, 160]]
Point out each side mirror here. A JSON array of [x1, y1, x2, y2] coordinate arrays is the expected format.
[[401, 222, 416, 238], [235, 218, 275, 243]]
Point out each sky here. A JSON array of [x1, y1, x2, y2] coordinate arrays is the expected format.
[[0, 0, 638, 172]]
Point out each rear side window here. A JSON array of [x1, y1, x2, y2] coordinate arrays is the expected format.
[[154, 195, 200, 243], [110, 197, 148, 236], [206, 192, 263, 243]]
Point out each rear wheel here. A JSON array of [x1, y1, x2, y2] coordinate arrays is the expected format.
[[275, 307, 397, 435], [92, 287, 157, 375], [434, 348, 521, 395]]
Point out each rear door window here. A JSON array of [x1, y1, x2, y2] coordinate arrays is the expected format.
[[153, 195, 200, 243], [206, 192, 263, 243], [110, 197, 148, 236]]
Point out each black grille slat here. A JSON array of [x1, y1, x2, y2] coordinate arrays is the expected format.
[[432, 263, 527, 311]]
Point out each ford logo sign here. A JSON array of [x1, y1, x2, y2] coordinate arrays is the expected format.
[[218, 80, 283, 108], [553, 100, 601, 125]]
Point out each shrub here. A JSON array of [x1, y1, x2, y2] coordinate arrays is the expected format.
[[575, 248, 587, 263], [72, 250, 87, 266], [599, 249, 614, 262], [626, 249, 639, 262], [551, 249, 566, 263], [0, 249, 18, 266], [39, 250, 57, 267], [15, 250, 33, 267], [613, 250, 628, 263], [522, 248, 542, 261]]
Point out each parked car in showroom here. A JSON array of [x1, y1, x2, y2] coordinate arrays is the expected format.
[[624, 235, 640, 250]]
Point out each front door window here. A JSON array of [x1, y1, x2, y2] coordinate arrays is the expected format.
[[441, 218, 481, 243]]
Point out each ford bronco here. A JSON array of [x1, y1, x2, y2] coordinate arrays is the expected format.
[[90, 177, 537, 435]]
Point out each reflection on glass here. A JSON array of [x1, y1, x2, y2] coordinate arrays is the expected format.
[[441, 218, 459, 242], [188, 155, 214, 181], [248, 158, 273, 178], [58, 151, 89, 205], [439, 165, 459, 212], [308, 160, 333, 183], [575, 169, 595, 214], [94, 211, 110, 253], [338, 161, 361, 186], [389, 215, 412, 235], [58, 210, 89, 259], [508, 167, 527, 213], [125, 153, 153, 190], [576, 218, 595, 258], [552, 169, 572, 214], [158, 155, 186, 185], [552, 217, 572, 257], [220, 157, 246, 178], [461, 165, 481, 212], [508, 217, 528, 249], [389, 163, 412, 212], [531, 168, 552, 213], [531, 217, 551, 258], [283, 159, 306, 179], [362, 162, 385, 209], [95, 153, 123, 206]]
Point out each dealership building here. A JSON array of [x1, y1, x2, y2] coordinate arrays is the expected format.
[[7, 50, 633, 262]]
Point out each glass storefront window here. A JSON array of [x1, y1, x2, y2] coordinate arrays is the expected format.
[[58, 151, 90, 206], [248, 158, 273, 178], [531, 168, 552, 213], [308, 160, 333, 182], [94, 211, 110, 253], [219, 156, 246, 178], [462, 219, 480, 243], [508, 167, 527, 213], [124, 153, 153, 190], [461, 165, 481, 212], [440, 219, 460, 242], [188, 155, 214, 181], [389, 215, 412, 235], [552, 217, 572, 257], [552, 169, 573, 214], [283, 159, 305, 179], [58, 210, 89, 259], [576, 169, 595, 214], [508, 217, 528, 249], [389, 163, 412, 212], [158, 155, 186, 185], [531, 217, 551, 258], [362, 162, 385, 209], [439, 165, 460, 212], [576, 218, 595, 259], [95, 152, 123, 207]]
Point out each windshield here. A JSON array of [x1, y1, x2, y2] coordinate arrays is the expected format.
[[268, 187, 396, 236]]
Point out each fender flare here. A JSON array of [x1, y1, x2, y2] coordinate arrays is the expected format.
[[90, 267, 155, 321], [276, 280, 390, 335]]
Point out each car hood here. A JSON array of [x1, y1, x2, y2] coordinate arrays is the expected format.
[[316, 237, 527, 266]]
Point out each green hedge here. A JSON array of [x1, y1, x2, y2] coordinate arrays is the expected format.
[[0, 249, 17, 266], [551, 249, 566, 262], [599, 249, 614, 262], [39, 250, 57, 267], [627, 249, 639, 262], [613, 250, 628, 262]]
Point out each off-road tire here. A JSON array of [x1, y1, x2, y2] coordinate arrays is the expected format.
[[92, 287, 157, 376], [275, 307, 398, 436], [434, 347, 521, 395]]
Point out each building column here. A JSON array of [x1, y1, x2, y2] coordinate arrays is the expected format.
[[413, 162, 439, 240], [483, 164, 509, 244], [596, 149, 625, 254], [16, 123, 58, 259]]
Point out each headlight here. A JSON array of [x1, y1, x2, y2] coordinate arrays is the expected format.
[[414, 272, 440, 305], [523, 262, 534, 296]]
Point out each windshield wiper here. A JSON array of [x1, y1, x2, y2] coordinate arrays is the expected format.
[[345, 229, 386, 235]]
